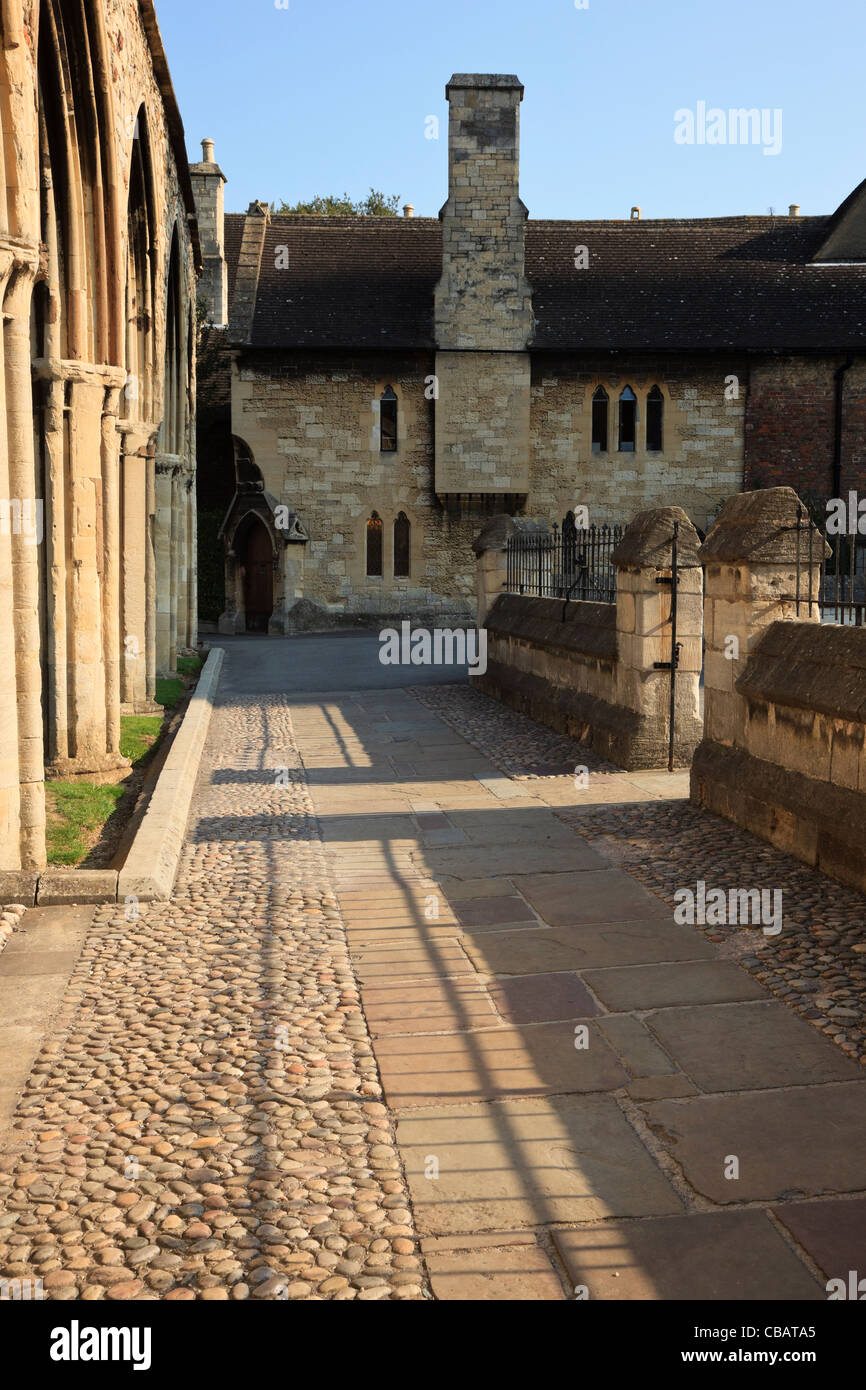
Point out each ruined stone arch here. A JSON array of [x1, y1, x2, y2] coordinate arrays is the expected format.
[[35, 0, 120, 366], [161, 225, 185, 454], [123, 104, 157, 421]]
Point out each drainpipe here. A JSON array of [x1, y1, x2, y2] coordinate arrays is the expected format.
[[833, 354, 854, 499]]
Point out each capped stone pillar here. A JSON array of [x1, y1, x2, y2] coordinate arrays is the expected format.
[[612, 507, 704, 768], [696, 487, 826, 755], [471, 514, 516, 627], [692, 486, 828, 807]]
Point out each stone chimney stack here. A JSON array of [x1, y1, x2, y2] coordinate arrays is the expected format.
[[403, 204, 414, 218], [190, 138, 228, 326], [432, 75, 532, 500], [435, 74, 532, 350], [789, 203, 801, 217]]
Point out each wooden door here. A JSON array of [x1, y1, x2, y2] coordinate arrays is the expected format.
[[243, 520, 273, 632]]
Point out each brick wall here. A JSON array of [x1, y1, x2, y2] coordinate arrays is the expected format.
[[744, 356, 866, 500]]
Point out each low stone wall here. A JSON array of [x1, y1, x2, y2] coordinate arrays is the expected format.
[[692, 619, 866, 893], [472, 508, 704, 771], [474, 593, 641, 765]]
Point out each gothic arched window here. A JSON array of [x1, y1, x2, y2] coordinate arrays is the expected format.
[[394, 512, 410, 578], [618, 386, 637, 452], [646, 385, 664, 452], [591, 387, 609, 453], [366, 512, 383, 576], [380, 386, 398, 453]]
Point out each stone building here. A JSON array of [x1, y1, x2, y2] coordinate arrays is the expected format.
[[194, 73, 866, 633], [0, 0, 199, 872]]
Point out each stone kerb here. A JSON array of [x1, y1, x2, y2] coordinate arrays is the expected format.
[[612, 507, 703, 768]]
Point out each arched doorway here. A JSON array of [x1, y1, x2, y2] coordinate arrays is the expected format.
[[239, 516, 274, 632]]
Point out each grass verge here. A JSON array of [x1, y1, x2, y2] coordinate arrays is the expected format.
[[45, 783, 126, 867]]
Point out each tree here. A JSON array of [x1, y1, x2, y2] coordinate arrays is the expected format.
[[273, 188, 400, 216]]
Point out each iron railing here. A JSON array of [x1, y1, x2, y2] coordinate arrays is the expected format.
[[794, 510, 866, 626], [506, 521, 623, 603]]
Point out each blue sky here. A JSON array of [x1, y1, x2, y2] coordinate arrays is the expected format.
[[157, 0, 865, 221]]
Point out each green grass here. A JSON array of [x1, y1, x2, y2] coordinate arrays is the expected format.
[[120, 714, 163, 767], [46, 782, 125, 867], [177, 655, 203, 677], [155, 677, 184, 709]]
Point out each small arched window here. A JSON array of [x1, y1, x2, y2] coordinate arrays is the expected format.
[[380, 386, 398, 453], [394, 512, 411, 578], [366, 512, 383, 576], [591, 387, 609, 453], [646, 385, 664, 452], [618, 386, 637, 452]]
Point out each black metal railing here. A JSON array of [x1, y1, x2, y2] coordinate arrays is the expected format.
[[794, 509, 866, 626], [506, 522, 623, 603]]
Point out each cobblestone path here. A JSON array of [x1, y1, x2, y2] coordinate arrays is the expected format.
[[0, 691, 426, 1302], [2, 642, 866, 1303]]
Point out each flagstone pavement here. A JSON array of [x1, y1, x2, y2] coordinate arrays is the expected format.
[[1, 633, 865, 1301]]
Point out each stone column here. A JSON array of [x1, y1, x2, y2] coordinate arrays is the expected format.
[[169, 467, 180, 670], [0, 251, 24, 869], [471, 514, 516, 627], [145, 451, 157, 704], [692, 486, 826, 798], [612, 507, 704, 768], [3, 258, 46, 865], [119, 428, 151, 711], [154, 454, 179, 675], [100, 380, 125, 758]]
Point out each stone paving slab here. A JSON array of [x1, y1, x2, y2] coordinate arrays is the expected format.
[[487, 973, 602, 1025], [646, 1002, 862, 1092], [643, 1083, 866, 1202], [361, 979, 499, 1036], [398, 1095, 683, 1234], [513, 870, 672, 926], [0, 906, 94, 1139], [553, 1212, 823, 1300], [422, 843, 607, 880], [597, 1015, 680, 1078], [584, 961, 767, 1011], [453, 896, 539, 929], [466, 920, 717, 975], [353, 940, 477, 983], [425, 1241, 568, 1300], [772, 1197, 866, 1283], [372, 1022, 628, 1108]]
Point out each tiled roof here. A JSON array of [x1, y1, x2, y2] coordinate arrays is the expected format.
[[223, 211, 866, 353]]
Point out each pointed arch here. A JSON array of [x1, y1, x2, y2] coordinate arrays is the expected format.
[[646, 384, 664, 452], [123, 105, 157, 421], [366, 511, 383, 577], [591, 386, 608, 453], [162, 225, 184, 453], [394, 511, 411, 578], [380, 386, 398, 453], [35, 0, 118, 365], [618, 385, 637, 452]]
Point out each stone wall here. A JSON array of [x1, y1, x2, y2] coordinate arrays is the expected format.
[[232, 349, 475, 620], [473, 508, 704, 770], [530, 355, 746, 533], [691, 486, 866, 894]]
